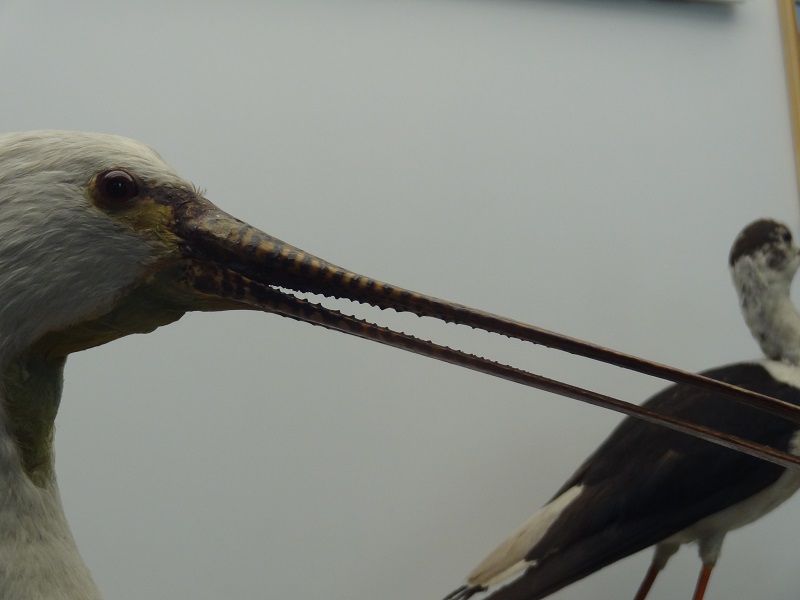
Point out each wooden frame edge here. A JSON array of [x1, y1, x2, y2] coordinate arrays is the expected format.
[[779, 0, 800, 199]]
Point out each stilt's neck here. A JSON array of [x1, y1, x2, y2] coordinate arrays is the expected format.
[[733, 261, 800, 365]]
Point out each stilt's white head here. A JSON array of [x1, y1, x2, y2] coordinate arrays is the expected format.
[[729, 219, 800, 364]]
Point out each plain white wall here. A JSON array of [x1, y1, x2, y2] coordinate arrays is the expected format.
[[1, 1, 799, 599]]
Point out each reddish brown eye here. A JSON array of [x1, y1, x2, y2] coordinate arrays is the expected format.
[[96, 169, 139, 204]]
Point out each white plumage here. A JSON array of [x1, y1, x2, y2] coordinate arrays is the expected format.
[[0, 131, 176, 599]]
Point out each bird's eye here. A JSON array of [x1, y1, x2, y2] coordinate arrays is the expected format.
[[781, 228, 793, 244], [95, 169, 140, 205]]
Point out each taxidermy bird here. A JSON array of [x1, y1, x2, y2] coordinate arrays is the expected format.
[[0, 131, 792, 600], [0, 129, 500, 599], [445, 218, 800, 600]]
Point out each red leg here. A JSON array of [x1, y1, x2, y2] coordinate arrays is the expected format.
[[632, 564, 661, 600], [692, 563, 715, 600]]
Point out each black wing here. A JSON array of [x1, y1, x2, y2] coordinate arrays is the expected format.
[[486, 362, 800, 600]]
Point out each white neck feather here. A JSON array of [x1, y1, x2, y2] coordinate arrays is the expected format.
[[0, 354, 102, 599], [732, 258, 800, 365]]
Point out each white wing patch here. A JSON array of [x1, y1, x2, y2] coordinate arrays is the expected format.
[[761, 359, 800, 389], [467, 485, 584, 587]]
